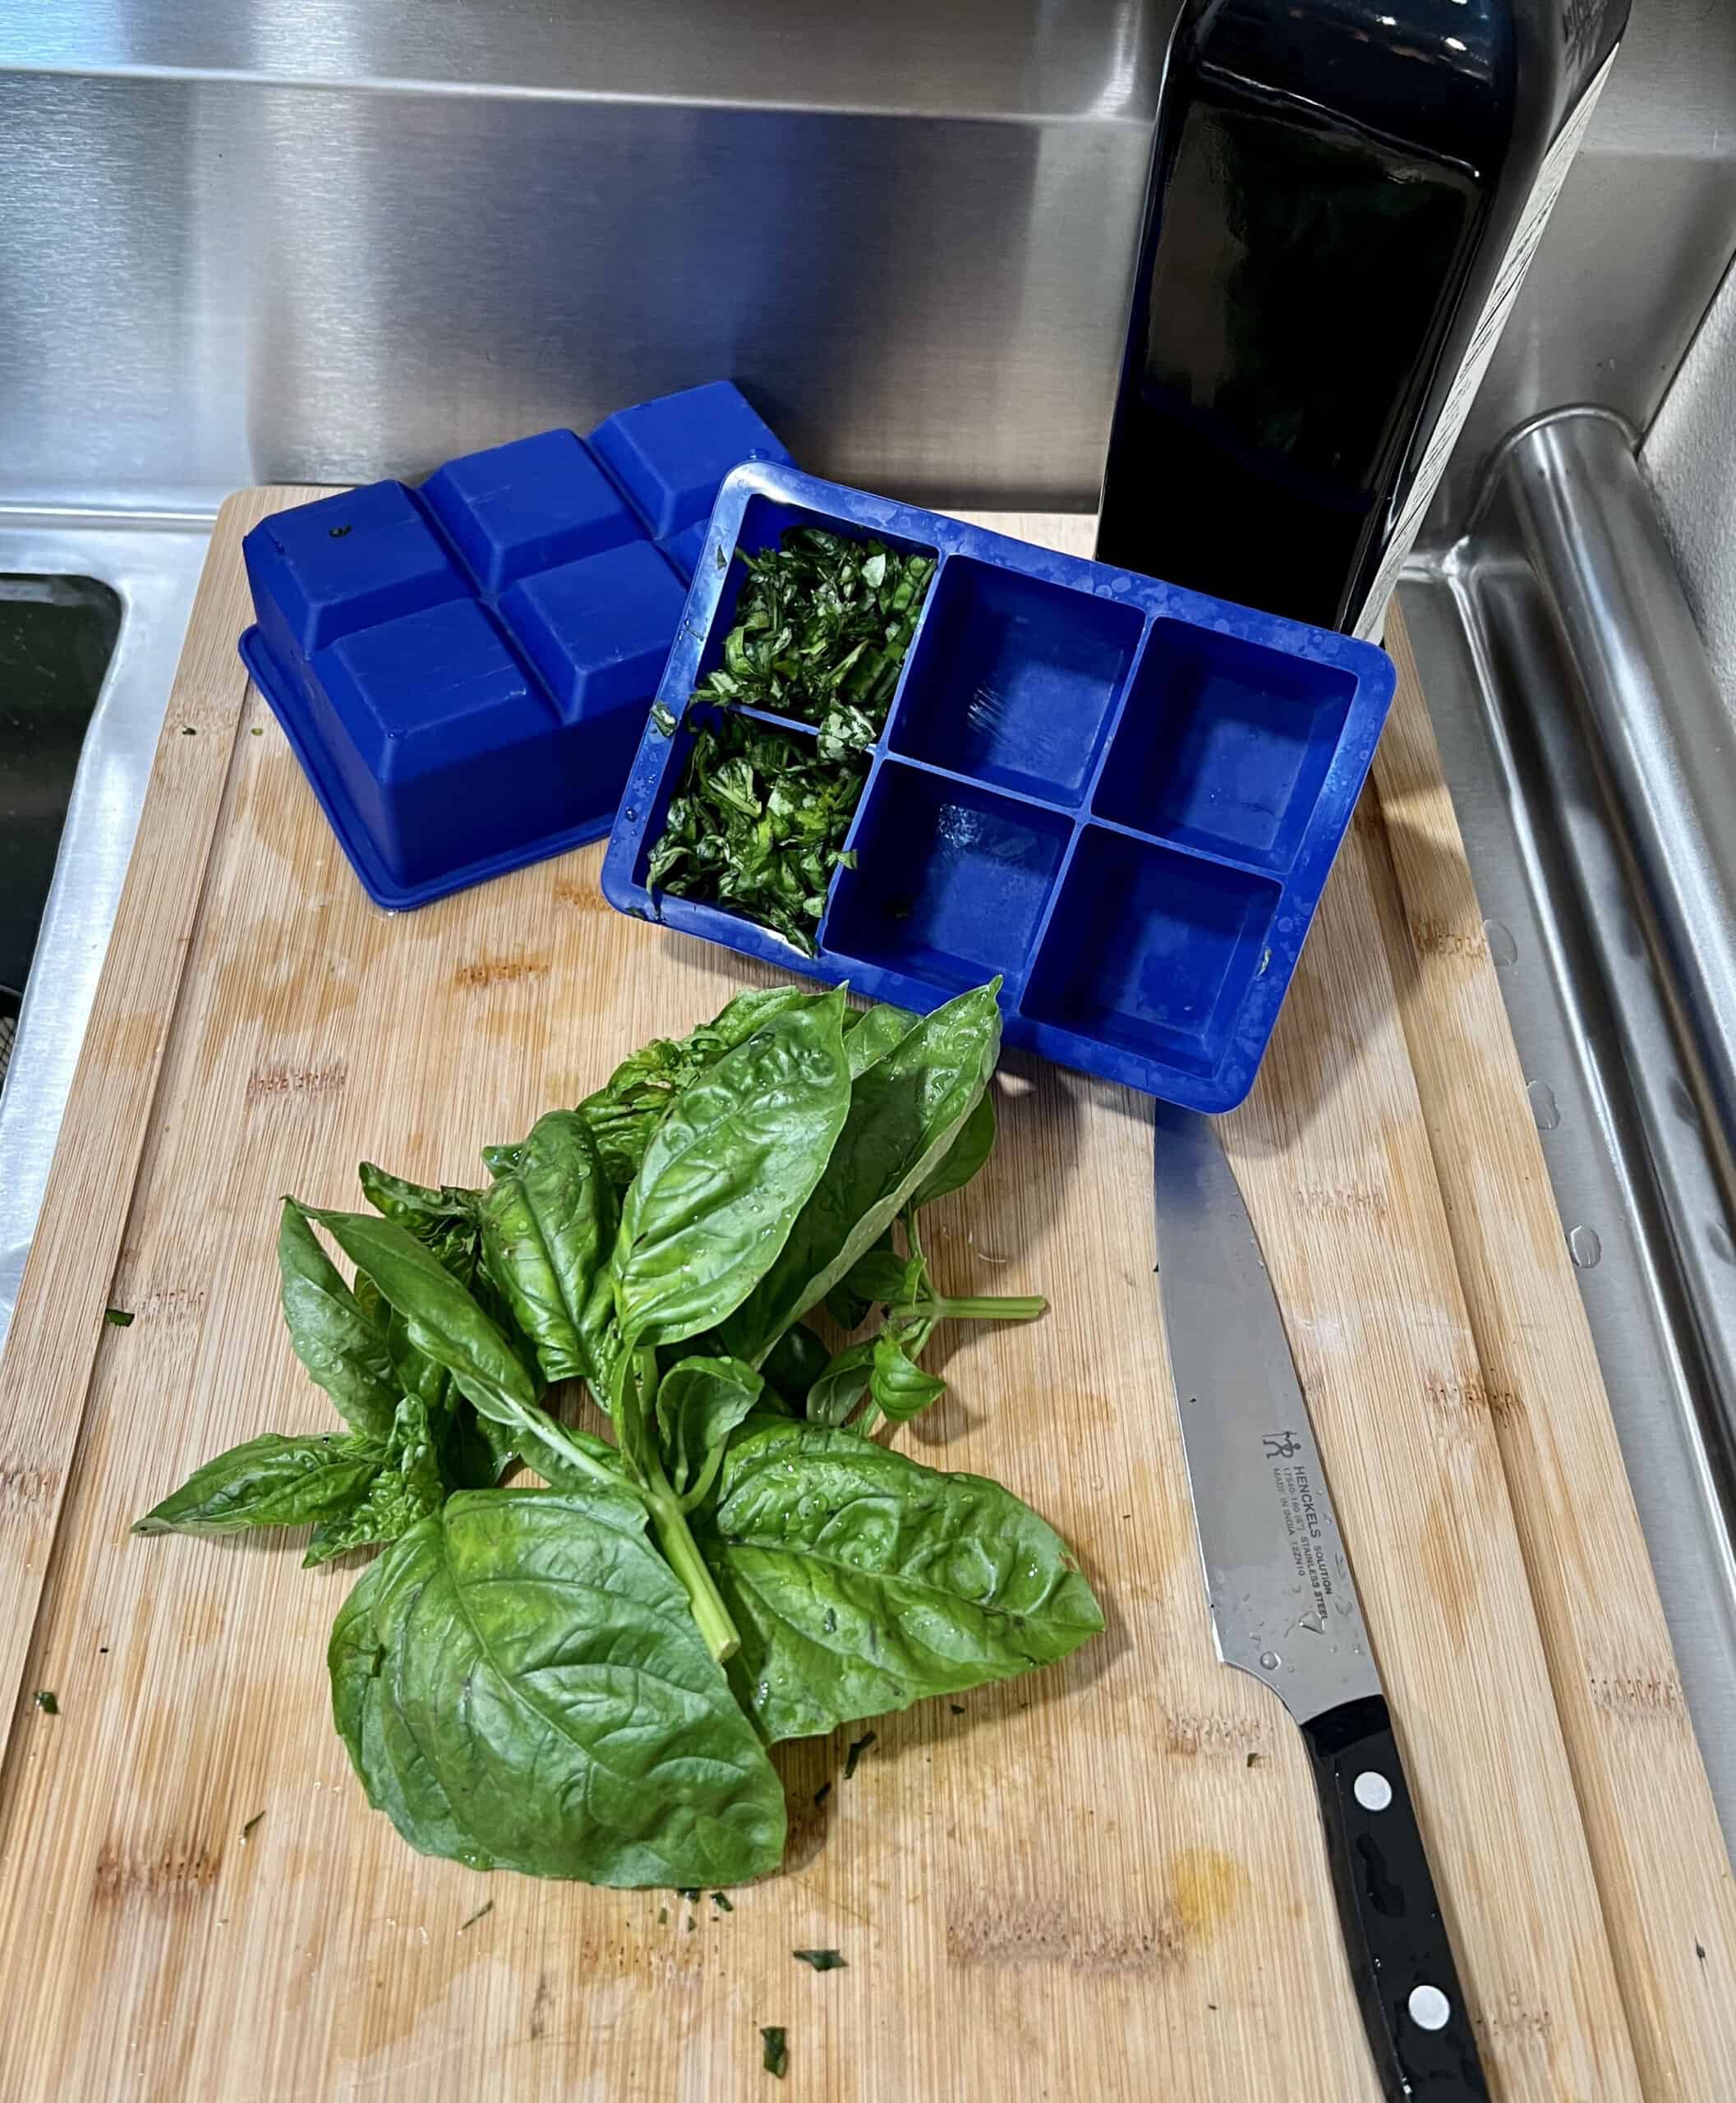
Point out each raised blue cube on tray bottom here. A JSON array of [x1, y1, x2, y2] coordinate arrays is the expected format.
[[421, 428, 638, 592], [601, 461, 1396, 1113], [238, 382, 791, 910]]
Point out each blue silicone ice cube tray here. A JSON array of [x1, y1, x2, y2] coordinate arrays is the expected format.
[[238, 382, 789, 910], [601, 462, 1397, 1113]]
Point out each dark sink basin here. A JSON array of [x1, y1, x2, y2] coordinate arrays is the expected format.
[[0, 574, 122, 1080]]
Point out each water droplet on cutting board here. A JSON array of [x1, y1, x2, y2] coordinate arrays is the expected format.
[[1527, 1079, 1560, 1132], [1568, 1224, 1602, 1269], [1483, 918, 1517, 967]]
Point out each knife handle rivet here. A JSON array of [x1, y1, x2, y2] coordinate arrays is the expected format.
[[1353, 1770, 1393, 1812], [1259, 1650, 1281, 1670], [1407, 1985, 1451, 2032]]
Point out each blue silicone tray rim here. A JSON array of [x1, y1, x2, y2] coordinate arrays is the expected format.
[[601, 462, 1397, 1112]]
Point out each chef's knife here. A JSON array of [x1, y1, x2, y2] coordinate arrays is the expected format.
[[1153, 1104, 1490, 2102]]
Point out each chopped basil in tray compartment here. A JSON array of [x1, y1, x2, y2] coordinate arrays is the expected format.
[[646, 527, 937, 954], [602, 462, 1397, 1116]]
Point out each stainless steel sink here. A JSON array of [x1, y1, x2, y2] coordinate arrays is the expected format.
[[0, 509, 211, 1353]]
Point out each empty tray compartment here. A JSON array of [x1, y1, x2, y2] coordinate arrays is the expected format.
[[890, 557, 1142, 805], [1023, 828, 1280, 1081], [1094, 621, 1356, 871], [823, 763, 1071, 997]]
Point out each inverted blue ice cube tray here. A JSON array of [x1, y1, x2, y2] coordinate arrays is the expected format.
[[238, 382, 790, 910], [601, 462, 1397, 1113]]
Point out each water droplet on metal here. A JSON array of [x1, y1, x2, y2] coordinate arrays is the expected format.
[[1483, 918, 1517, 967], [1568, 1224, 1602, 1269], [1259, 1650, 1281, 1672], [1527, 1079, 1560, 1133]]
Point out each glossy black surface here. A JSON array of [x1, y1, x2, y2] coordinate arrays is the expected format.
[[1097, 0, 1628, 630], [1304, 1695, 1491, 2101]]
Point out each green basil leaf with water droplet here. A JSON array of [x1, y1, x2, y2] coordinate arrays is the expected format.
[[868, 1334, 946, 1424], [480, 1110, 618, 1389], [277, 1199, 398, 1443], [133, 1432, 384, 1536], [719, 983, 1001, 1366], [656, 1355, 764, 1493], [841, 1002, 915, 1079], [908, 1086, 997, 1214], [333, 1486, 786, 1885], [358, 1163, 479, 1234], [303, 1395, 444, 1566], [804, 1340, 877, 1428], [613, 992, 851, 1351], [577, 985, 817, 1192], [697, 1420, 1103, 1743]]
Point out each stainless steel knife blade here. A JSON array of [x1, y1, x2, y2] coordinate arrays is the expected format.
[[1153, 1102, 1491, 2103], [1153, 1100, 1380, 1725]]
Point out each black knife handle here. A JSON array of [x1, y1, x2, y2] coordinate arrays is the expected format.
[[1302, 1695, 1491, 2101]]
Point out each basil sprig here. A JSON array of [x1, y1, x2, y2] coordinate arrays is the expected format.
[[136, 982, 1098, 1888]]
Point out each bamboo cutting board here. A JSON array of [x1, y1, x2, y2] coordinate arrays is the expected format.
[[0, 492, 1731, 2101]]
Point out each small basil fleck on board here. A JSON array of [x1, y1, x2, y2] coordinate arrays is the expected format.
[[792, 1948, 846, 1972], [35, 1691, 58, 1715], [104, 1307, 133, 1328], [762, 2025, 789, 2078]]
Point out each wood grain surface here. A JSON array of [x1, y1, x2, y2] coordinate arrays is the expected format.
[[0, 497, 1728, 2099], [1369, 617, 1736, 2101]]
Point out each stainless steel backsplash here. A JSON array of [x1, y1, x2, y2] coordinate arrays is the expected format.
[[0, 2, 1162, 514], [2, 0, 1733, 527]]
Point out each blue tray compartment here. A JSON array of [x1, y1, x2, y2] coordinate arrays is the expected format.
[[889, 558, 1142, 806], [602, 462, 1395, 1111], [239, 382, 789, 910]]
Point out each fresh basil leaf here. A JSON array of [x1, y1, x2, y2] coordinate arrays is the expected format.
[[277, 1199, 398, 1443], [480, 1110, 617, 1389], [481, 1142, 523, 1180], [133, 1432, 383, 1537], [719, 984, 1001, 1365], [656, 1355, 764, 1493], [698, 1421, 1103, 1742], [358, 1163, 478, 1232], [352, 1268, 389, 1337], [329, 1553, 480, 1868], [868, 1334, 946, 1424], [613, 992, 851, 1351], [804, 1341, 877, 1428], [335, 1487, 787, 1886], [842, 1003, 915, 1079], [513, 1415, 629, 1493], [304, 1396, 444, 1567], [908, 1087, 997, 1214], [761, 1323, 831, 1410], [836, 1248, 919, 1309], [577, 985, 815, 1192], [823, 1225, 895, 1332], [302, 1206, 542, 1435], [441, 1405, 518, 1492]]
